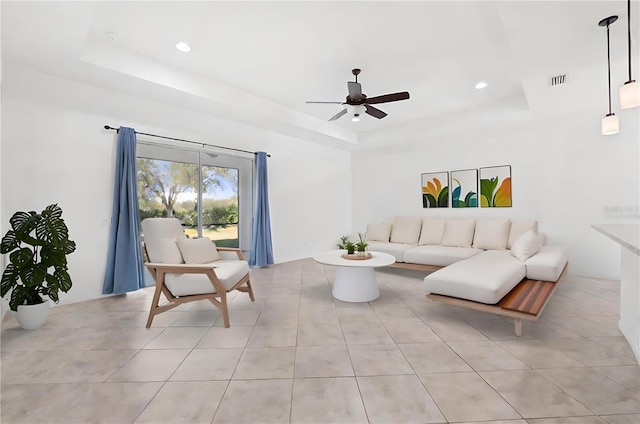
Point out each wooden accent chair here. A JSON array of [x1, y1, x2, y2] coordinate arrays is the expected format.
[[141, 218, 255, 328]]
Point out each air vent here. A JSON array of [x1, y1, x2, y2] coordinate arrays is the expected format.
[[550, 74, 568, 86]]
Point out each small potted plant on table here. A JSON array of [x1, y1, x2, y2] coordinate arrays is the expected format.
[[355, 233, 369, 257], [0, 204, 76, 329]]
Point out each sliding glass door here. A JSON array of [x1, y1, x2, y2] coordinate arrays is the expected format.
[[136, 142, 253, 251]]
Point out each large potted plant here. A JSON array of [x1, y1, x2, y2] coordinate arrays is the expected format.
[[0, 204, 76, 329]]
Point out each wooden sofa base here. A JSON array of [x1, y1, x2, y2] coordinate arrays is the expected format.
[[389, 261, 567, 336]]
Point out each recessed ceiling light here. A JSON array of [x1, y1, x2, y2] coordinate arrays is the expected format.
[[475, 81, 488, 89], [175, 42, 191, 52]]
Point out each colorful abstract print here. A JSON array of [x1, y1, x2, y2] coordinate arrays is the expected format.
[[451, 178, 478, 208], [422, 177, 449, 208], [480, 176, 511, 207]]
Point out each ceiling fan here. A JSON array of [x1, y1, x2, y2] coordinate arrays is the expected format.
[[306, 68, 410, 121]]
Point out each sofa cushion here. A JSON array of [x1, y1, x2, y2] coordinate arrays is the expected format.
[[441, 219, 476, 248], [510, 230, 545, 261], [473, 219, 511, 250], [507, 220, 539, 249], [366, 241, 414, 262], [525, 245, 568, 282], [145, 238, 184, 264], [165, 260, 249, 296], [390, 216, 422, 244], [365, 223, 392, 242], [177, 237, 222, 264], [424, 250, 526, 304], [404, 245, 483, 267], [418, 218, 446, 245]]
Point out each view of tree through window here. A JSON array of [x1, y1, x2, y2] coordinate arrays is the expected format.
[[137, 158, 239, 247]]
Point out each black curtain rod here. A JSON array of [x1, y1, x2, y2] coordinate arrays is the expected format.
[[103, 125, 270, 157]]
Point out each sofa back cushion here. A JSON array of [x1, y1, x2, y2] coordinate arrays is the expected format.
[[441, 219, 476, 248], [510, 230, 545, 261], [418, 218, 446, 245], [472, 219, 511, 250], [390, 216, 422, 244], [507, 220, 539, 249], [365, 223, 392, 242]]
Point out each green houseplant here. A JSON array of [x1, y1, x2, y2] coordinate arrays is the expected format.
[[355, 233, 368, 256], [337, 236, 355, 255], [1, 204, 76, 329]]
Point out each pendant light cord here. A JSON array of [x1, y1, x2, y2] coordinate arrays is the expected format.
[[607, 22, 613, 114], [627, 0, 633, 81]]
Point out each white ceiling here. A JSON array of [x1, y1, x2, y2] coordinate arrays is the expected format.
[[2, 1, 637, 149]]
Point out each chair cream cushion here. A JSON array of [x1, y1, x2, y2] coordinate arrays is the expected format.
[[510, 230, 545, 261], [473, 219, 511, 250], [177, 237, 222, 263], [507, 220, 539, 249], [441, 219, 476, 248], [390, 216, 422, 244], [418, 218, 446, 245], [165, 260, 250, 296], [365, 223, 392, 242], [145, 239, 184, 264]]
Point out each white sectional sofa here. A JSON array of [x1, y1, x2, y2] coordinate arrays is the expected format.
[[364, 216, 568, 335]]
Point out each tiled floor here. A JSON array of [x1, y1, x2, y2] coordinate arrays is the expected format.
[[1, 258, 639, 424]]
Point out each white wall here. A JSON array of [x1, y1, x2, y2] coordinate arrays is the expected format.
[[1, 66, 351, 305], [352, 110, 639, 279]]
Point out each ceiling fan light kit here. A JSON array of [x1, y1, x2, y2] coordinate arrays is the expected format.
[[306, 68, 410, 121]]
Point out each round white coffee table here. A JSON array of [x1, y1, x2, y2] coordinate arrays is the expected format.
[[312, 250, 396, 302]]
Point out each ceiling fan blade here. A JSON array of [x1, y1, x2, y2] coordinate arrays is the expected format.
[[306, 101, 344, 104], [348, 81, 363, 100], [365, 91, 410, 105], [365, 105, 387, 119], [328, 109, 348, 121]]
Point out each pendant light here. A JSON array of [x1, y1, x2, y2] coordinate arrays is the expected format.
[[620, 0, 639, 109], [599, 15, 619, 135]]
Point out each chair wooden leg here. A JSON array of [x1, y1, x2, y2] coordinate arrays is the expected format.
[[146, 280, 165, 328], [220, 292, 230, 328], [246, 280, 255, 302]]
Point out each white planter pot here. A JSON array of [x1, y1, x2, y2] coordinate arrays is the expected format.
[[16, 300, 50, 330]]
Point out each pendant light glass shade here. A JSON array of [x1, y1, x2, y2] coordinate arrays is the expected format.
[[620, 80, 639, 109], [602, 113, 620, 135], [620, 0, 639, 109]]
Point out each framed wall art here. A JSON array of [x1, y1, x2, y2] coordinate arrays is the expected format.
[[421, 172, 449, 208], [479, 165, 511, 207], [450, 168, 478, 208]]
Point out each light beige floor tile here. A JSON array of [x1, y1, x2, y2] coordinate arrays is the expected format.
[[254, 309, 298, 326], [526, 417, 607, 423], [455, 421, 527, 424], [427, 318, 489, 341], [419, 372, 521, 422], [543, 338, 638, 366], [547, 317, 623, 337], [538, 367, 640, 415], [135, 381, 227, 423], [40, 349, 138, 383], [341, 322, 394, 345], [92, 327, 164, 350], [496, 339, 586, 369], [294, 345, 354, 377], [170, 309, 221, 326], [479, 369, 593, 418], [1, 349, 85, 383], [81, 311, 148, 328], [247, 324, 297, 347], [370, 304, 422, 323], [358, 374, 445, 423], [107, 349, 191, 382], [588, 336, 638, 358], [212, 379, 292, 423], [348, 343, 414, 376], [297, 323, 345, 346], [170, 348, 243, 381], [384, 322, 442, 343], [232, 346, 295, 379], [336, 304, 382, 323], [448, 340, 530, 371], [290, 377, 368, 424], [214, 309, 261, 326], [1, 383, 97, 423], [143, 326, 209, 349], [63, 382, 163, 423], [196, 325, 253, 348], [398, 342, 472, 373], [594, 365, 640, 393], [600, 414, 640, 424]]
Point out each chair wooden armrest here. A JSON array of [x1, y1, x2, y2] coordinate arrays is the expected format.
[[144, 262, 218, 274]]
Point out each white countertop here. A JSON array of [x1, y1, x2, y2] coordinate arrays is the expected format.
[[592, 224, 640, 256]]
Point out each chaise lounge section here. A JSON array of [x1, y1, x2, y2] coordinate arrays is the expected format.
[[364, 216, 569, 335]]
